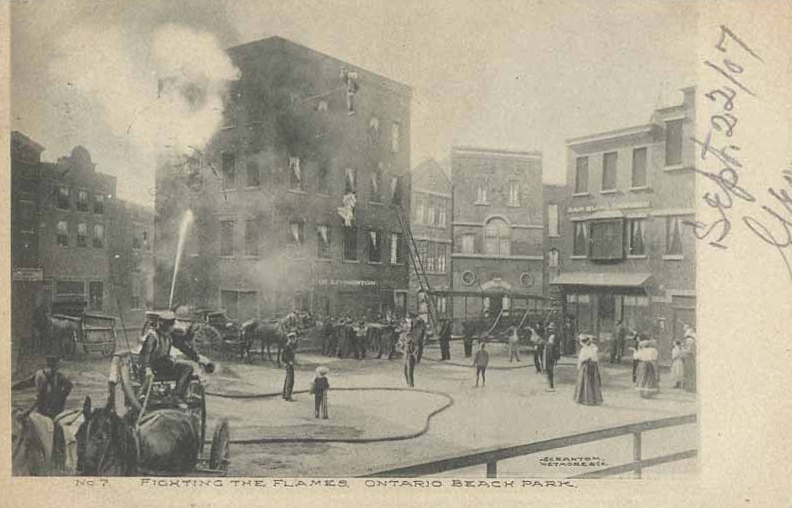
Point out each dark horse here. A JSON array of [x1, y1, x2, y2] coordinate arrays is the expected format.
[[240, 312, 311, 365], [77, 394, 203, 476]]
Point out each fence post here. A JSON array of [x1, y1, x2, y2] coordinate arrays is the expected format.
[[632, 432, 642, 479], [486, 461, 497, 478]]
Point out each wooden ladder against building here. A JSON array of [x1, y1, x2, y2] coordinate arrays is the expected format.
[[393, 203, 440, 334]]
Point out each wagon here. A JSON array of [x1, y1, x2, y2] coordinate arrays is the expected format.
[[51, 295, 117, 358], [114, 350, 231, 476]]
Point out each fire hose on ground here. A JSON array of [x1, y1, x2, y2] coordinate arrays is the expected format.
[[203, 386, 455, 445]]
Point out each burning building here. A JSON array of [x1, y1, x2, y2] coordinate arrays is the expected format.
[[155, 37, 412, 321]]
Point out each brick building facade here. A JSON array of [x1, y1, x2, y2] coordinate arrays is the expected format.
[[155, 37, 412, 321], [450, 147, 544, 320], [408, 159, 452, 318], [11, 132, 155, 353], [555, 87, 696, 363]]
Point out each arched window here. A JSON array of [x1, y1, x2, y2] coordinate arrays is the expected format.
[[485, 218, 510, 255]]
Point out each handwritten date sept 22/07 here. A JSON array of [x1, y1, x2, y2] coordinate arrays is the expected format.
[[687, 25, 792, 284]]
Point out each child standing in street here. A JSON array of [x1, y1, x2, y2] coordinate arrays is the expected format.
[[310, 366, 330, 419], [472, 341, 489, 387]]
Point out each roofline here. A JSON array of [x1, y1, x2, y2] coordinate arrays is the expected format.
[[412, 158, 452, 186], [452, 146, 542, 160], [566, 124, 654, 147], [228, 36, 412, 97], [11, 131, 45, 152]]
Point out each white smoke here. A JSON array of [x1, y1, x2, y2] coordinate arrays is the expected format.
[[47, 22, 239, 187]]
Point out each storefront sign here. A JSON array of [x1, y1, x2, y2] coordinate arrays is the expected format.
[[567, 201, 651, 214], [13, 268, 43, 282], [316, 278, 378, 288]]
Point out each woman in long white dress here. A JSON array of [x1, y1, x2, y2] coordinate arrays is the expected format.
[[573, 335, 603, 405], [635, 339, 660, 398]]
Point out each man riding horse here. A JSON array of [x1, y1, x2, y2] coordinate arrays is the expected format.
[[140, 311, 201, 401]]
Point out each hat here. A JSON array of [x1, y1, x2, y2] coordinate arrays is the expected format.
[[548, 322, 557, 330], [316, 366, 329, 376], [579, 335, 591, 345], [287, 332, 297, 339], [159, 311, 176, 323]]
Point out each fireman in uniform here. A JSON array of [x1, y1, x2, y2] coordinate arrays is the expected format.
[[139, 311, 201, 400]]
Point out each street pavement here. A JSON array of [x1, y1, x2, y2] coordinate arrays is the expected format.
[[11, 340, 698, 478]]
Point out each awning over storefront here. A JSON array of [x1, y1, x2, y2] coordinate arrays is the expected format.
[[551, 272, 653, 294]]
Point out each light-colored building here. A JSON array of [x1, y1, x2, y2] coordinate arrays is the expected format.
[[554, 87, 696, 363]]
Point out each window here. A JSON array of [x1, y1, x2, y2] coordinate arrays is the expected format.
[[89, 282, 103, 311], [317, 100, 328, 112], [289, 156, 303, 191], [476, 179, 489, 204], [665, 119, 684, 166], [417, 240, 429, 271], [343, 226, 358, 261], [391, 122, 400, 153], [484, 218, 510, 255], [77, 223, 87, 247], [575, 157, 589, 194], [245, 219, 259, 257], [548, 248, 560, 269], [57, 280, 83, 296], [390, 176, 402, 204], [548, 204, 560, 237], [666, 216, 683, 255], [370, 165, 382, 203], [317, 225, 331, 259], [92, 224, 104, 248], [427, 203, 436, 226], [438, 201, 447, 227], [19, 199, 35, 228], [130, 277, 141, 309], [57, 221, 69, 246], [423, 242, 447, 273], [508, 180, 521, 206], [220, 219, 235, 257], [246, 159, 260, 187], [222, 152, 236, 189], [57, 187, 70, 210], [93, 194, 104, 214], [573, 222, 588, 256], [132, 229, 141, 250], [632, 147, 648, 188], [344, 168, 356, 194], [462, 234, 475, 254], [414, 197, 425, 224], [77, 190, 89, 212], [602, 152, 618, 191], [390, 232, 404, 264], [589, 220, 624, 260], [627, 218, 646, 256], [289, 220, 304, 245], [368, 229, 382, 263], [317, 166, 329, 195]]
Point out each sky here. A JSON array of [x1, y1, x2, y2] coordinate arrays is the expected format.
[[10, 0, 698, 206]]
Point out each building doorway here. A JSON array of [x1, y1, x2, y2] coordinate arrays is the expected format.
[[597, 293, 616, 338]]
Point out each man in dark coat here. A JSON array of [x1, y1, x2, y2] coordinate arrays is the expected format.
[[611, 319, 627, 364], [139, 311, 200, 400], [403, 337, 417, 387], [438, 318, 453, 361], [543, 322, 560, 392], [322, 316, 335, 356], [462, 320, 475, 358], [282, 334, 297, 401]]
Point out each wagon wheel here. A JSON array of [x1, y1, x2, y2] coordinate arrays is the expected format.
[[187, 382, 207, 455], [209, 419, 230, 472], [192, 324, 223, 356]]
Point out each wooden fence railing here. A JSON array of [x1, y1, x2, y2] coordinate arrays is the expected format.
[[364, 413, 697, 479]]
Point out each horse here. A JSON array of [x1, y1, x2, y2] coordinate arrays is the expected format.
[[12, 408, 72, 476], [77, 392, 203, 476], [241, 318, 289, 365]]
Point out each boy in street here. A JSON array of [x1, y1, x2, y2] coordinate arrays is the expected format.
[[472, 340, 489, 387]]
